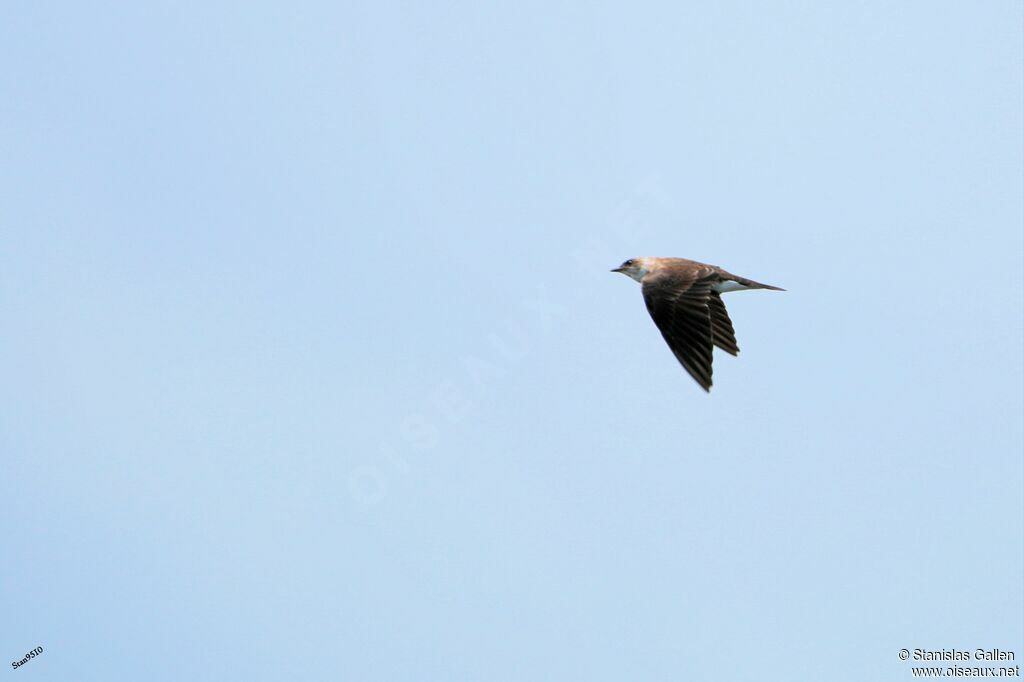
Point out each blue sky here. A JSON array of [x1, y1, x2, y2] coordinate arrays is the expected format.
[[2, 1, 1021, 680]]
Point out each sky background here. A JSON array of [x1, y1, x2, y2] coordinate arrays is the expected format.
[[2, 1, 1022, 680]]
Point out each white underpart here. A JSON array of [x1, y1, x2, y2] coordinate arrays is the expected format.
[[712, 279, 751, 293], [625, 267, 648, 283], [624, 258, 654, 282]]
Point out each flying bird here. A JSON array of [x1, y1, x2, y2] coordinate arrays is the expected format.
[[612, 257, 784, 392]]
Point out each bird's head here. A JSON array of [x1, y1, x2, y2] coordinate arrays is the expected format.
[[611, 257, 653, 283]]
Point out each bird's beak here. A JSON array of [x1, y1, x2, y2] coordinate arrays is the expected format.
[[611, 266, 625, 273]]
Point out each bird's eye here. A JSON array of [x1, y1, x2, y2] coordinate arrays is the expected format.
[[624, 259, 634, 266]]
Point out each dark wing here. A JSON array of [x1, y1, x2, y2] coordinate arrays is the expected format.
[[642, 274, 716, 391], [707, 291, 739, 356]]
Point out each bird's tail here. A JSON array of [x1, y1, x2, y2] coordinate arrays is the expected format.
[[736, 276, 785, 291]]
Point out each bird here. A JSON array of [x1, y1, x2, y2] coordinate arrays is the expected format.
[[612, 256, 784, 392]]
